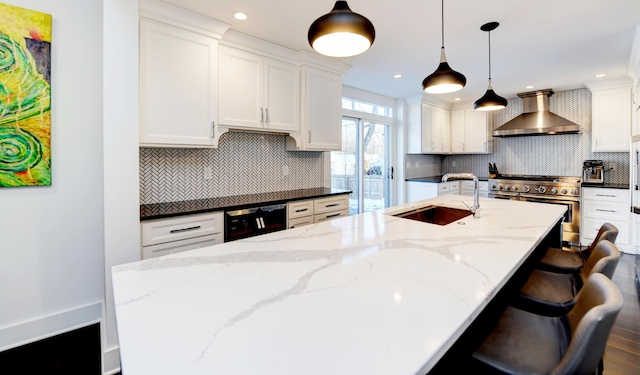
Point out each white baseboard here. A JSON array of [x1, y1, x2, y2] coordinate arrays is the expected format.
[[0, 302, 102, 352], [103, 345, 121, 374]]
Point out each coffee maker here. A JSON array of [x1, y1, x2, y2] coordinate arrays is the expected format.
[[583, 160, 604, 184]]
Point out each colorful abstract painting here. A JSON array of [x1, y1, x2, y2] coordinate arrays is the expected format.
[[0, 3, 51, 187]]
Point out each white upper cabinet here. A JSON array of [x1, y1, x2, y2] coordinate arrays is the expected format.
[[287, 66, 343, 151], [591, 86, 631, 152], [139, 19, 219, 148], [218, 45, 299, 133], [407, 100, 451, 154], [450, 108, 492, 154]]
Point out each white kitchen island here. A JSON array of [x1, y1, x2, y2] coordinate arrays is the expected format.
[[112, 195, 566, 375]]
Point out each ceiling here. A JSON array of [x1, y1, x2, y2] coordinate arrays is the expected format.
[[159, 0, 640, 104]]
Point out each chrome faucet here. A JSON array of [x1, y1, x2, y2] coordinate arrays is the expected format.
[[442, 173, 480, 215]]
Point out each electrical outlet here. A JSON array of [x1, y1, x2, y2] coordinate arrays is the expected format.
[[610, 162, 617, 170], [203, 166, 213, 180], [406, 161, 410, 169], [282, 165, 289, 176], [452, 161, 456, 167]]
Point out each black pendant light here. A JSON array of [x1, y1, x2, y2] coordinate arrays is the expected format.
[[474, 22, 507, 111], [308, 1, 375, 58], [422, 0, 466, 94]]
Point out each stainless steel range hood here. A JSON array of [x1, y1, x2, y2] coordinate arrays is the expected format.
[[492, 89, 580, 137]]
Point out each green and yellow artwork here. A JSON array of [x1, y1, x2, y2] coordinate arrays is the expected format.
[[0, 3, 51, 187]]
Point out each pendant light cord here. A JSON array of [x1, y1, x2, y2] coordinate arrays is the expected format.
[[488, 29, 492, 80], [440, 0, 444, 48]]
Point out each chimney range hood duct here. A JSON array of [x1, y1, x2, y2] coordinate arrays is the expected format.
[[492, 89, 580, 137]]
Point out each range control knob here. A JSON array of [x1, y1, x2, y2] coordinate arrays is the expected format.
[[512, 185, 519, 191], [571, 189, 578, 195], [491, 183, 497, 189], [505, 184, 511, 191], [499, 184, 504, 190], [561, 188, 568, 194], [522, 185, 530, 193], [538, 186, 546, 194], [551, 187, 558, 194]]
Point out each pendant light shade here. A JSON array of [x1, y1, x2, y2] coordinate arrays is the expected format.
[[422, 0, 466, 94], [308, 1, 375, 58], [474, 22, 507, 111]]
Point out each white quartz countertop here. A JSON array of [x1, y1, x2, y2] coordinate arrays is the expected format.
[[112, 195, 565, 375]]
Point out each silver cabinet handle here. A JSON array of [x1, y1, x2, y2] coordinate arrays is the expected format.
[[308, 130, 311, 143], [595, 209, 616, 213], [170, 225, 201, 233], [211, 121, 215, 138], [325, 203, 340, 207], [595, 194, 616, 197], [295, 208, 308, 212], [326, 213, 341, 218], [265, 108, 269, 125], [261, 108, 264, 124], [462, 142, 465, 151]]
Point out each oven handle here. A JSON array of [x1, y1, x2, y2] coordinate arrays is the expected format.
[[518, 195, 579, 203]]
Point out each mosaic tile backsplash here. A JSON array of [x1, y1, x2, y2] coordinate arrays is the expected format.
[[140, 132, 325, 204], [408, 88, 630, 184]]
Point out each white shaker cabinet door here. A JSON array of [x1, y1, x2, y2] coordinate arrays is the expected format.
[[592, 87, 631, 152], [302, 67, 342, 151], [218, 46, 263, 129], [264, 58, 300, 132], [464, 109, 489, 153], [139, 19, 218, 147]]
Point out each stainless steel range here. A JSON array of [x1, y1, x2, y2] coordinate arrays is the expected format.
[[488, 175, 582, 246]]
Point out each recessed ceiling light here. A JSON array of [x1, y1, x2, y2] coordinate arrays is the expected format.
[[594, 73, 606, 78], [526, 85, 534, 89], [454, 98, 461, 101], [233, 11, 248, 20], [393, 74, 402, 79]]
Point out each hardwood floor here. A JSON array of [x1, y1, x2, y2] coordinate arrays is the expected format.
[[602, 252, 640, 375]]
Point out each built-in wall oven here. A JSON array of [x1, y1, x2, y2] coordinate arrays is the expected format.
[[489, 175, 582, 246], [224, 204, 287, 242]]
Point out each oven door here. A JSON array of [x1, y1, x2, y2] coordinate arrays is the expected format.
[[488, 192, 520, 200], [224, 204, 287, 242], [518, 195, 580, 246]]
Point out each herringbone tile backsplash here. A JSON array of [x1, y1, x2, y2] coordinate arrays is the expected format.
[[409, 88, 630, 184], [140, 132, 325, 204]]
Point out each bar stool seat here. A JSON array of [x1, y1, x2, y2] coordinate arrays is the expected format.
[[537, 223, 618, 274], [472, 273, 623, 375], [515, 240, 621, 316]]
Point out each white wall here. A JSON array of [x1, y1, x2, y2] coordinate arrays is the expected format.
[[0, 1, 140, 374], [0, 0, 105, 351]]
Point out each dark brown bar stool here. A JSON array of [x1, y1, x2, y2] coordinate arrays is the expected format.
[[472, 273, 623, 375], [515, 239, 621, 316], [537, 222, 618, 274]]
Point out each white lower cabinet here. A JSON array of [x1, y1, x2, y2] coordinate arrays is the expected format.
[[287, 195, 350, 228], [141, 211, 224, 259], [581, 187, 631, 253], [460, 180, 489, 197], [406, 181, 461, 203]]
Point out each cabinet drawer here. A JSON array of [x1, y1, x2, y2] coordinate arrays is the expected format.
[[142, 234, 222, 259], [437, 183, 450, 194], [288, 200, 314, 219], [314, 195, 349, 215], [581, 217, 629, 245], [582, 200, 629, 221], [583, 188, 629, 203], [314, 209, 349, 223], [448, 181, 459, 192], [479, 181, 488, 192], [461, 181, 474, 190], [288, 216, 314, 229], [141, 211, 223, 247]]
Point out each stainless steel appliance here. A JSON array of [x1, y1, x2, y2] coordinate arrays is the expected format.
[[583, 160, 604, 184], [489, 175, 582, 246], [224, 204, 287, 242]]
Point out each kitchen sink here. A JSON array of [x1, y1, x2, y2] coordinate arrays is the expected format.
[[393, 205, 472, 225]]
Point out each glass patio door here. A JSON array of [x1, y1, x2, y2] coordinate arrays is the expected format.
[[331, 116, 391, 214]]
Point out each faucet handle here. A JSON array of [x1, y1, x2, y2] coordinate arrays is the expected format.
[[461, 200, 477, 215]]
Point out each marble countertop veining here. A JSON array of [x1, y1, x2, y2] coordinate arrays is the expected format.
[[113, 195, 565, 375]]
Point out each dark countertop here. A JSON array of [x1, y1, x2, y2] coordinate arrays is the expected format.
[[582, 182, 630, 189], [406, 175, 489, 183], [140, 188, 352, 221]]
